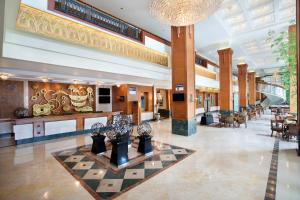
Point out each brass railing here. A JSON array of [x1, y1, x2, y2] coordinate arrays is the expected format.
[[54, 0, 142, 41]]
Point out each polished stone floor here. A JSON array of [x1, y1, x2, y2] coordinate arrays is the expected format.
[[0, 114, 299, 200]]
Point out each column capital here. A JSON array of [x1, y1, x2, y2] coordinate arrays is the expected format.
[[217, 48, 233, 55], [247, 71, 256, 75], [237, 63, 248, 69]]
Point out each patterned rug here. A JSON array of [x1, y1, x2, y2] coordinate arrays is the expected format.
[[52, 139, 195, 200]]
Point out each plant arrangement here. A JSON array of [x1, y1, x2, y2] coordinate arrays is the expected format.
[[137, 122, 153, 154], [137, 122, 152, 138], [267, 22, 297, 103], [107, 115, 133, 141]]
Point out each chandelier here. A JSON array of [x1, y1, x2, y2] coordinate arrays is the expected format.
[[150, 0, 223, 26]]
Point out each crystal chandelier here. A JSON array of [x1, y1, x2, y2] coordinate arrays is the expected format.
[[150, 0, 223, 26]]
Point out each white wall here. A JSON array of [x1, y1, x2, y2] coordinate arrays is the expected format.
[[196, 75, 219, 89], [96, 86, 112, 112], [144, 36, 170, 54]]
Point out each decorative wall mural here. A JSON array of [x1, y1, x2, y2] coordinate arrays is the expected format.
[[29, 82, 95, 116]]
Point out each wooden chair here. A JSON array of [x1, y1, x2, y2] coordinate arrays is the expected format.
[[270, 119, 285, 137], [236, 112, 247, 128], [248, 109, 257, 120], [218, 115, 226, 127], [284, 124, 299, 141], [225, 115, 235, 128]]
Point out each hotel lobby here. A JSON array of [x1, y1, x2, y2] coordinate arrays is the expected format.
[[0, 0, 299, 199]]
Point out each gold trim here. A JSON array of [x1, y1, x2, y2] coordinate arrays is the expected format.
[[16, 4, 168, 67], [195, 65, 217, 80], [197, 86, 219, 93]]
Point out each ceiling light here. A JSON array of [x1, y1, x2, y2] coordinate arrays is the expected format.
[[39, 76, 49, 82], [96, 81, 104, 85], [0, 73, 13, 80], [73, 79, 80, 84], [116, 84, 121, 88], [150, 0, 224, 26]]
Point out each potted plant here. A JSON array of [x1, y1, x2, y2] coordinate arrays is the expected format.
[[91, 123, 107, 154], [154, 104, 160, 121], [107, 115, 133, 166], [137, 122, 153, 154]]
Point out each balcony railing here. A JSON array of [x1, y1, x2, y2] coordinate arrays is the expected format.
[[54, 0, 142, 41], [195, 54, 206, 66], [257, 82, 286, 100]]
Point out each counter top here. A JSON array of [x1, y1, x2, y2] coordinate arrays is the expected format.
[[14, 111, 122, 125]]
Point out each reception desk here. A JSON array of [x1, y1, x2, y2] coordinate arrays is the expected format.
[[13, 112, 121, 144]]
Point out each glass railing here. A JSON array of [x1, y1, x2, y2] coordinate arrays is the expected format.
[[257, 82, 286, 100], [54, 0, 142, 41]]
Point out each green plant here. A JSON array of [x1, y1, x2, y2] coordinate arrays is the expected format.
[[267, 24, 297, 104]]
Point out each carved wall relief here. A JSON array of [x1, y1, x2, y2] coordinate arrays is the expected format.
[[29, 82, 95, 116]]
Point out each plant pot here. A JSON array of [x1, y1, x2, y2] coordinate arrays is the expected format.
[[110, 136, 129, 166], [91, 135, 106, 154], [138, 135, 153, 154], [154, 113, 160, 121]]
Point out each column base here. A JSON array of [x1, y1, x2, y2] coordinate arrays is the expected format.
[[219, 110, 234, 116], [239, 106, 248, 112], [172, 118, 197, 136]]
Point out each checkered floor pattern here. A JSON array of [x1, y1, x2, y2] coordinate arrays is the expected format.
[[53, 140, 195, 200]]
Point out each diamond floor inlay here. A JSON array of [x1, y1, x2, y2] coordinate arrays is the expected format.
[[52, 140, 195, 199]]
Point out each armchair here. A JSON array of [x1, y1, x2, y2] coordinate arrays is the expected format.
[[270, 119, 285, 137]]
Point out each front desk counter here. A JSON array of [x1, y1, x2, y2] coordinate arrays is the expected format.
[[13, 111, 121, 144]]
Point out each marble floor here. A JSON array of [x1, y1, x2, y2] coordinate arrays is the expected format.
[[0, 114, 299, 200]]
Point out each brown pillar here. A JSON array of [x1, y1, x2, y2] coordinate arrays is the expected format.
[[218, 48, 233, 114], [256, 77, 262, 101], [289, 25, 297, 113], [296, 0, 300, 156], [248, 72, 256, 106], [237, 64, 248, 111], [171, 25, 196, 136]]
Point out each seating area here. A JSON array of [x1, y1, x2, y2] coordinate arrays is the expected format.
[[270, 112, 298, 141], [216, 106, 265, 128]]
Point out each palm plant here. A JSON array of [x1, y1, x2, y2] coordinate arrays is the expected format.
[[267, 23, 297, 104]]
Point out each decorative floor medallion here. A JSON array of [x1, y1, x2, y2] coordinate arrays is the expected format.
[[53, 139, 195, 199]]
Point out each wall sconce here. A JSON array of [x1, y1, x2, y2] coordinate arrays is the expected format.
[[0, 73, 13, 80], [73, 79, 80, 84], [40, 76, 49, 82]]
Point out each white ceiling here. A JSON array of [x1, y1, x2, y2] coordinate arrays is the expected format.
[[82, 0, 296, 75]]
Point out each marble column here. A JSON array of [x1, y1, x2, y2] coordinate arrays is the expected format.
[[218, 48, 233, 114], [237, 64, 248, 111], [289, 25, 297, 114], [171, 25, 196, 136], [248, 72, 256, 106]]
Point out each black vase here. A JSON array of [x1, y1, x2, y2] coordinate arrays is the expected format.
[[91, 135, 106, 154], [138, 135, 152, 154], [110, 136, 129, 166]]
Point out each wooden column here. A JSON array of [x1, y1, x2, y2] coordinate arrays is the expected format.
[[296, 0, 300, 156], [248, 72, 256, 106], [256, 77, 262, 101], [237, 64, 248, 111], [218, 48, 233, 114], [171, 25, 196, 136], [289, 25, 297, 113]]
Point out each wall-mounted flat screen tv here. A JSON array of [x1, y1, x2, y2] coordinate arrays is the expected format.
[[173, 93, 185, 101], [99, 96, 110, 104], [99, 88, 110, 95]]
